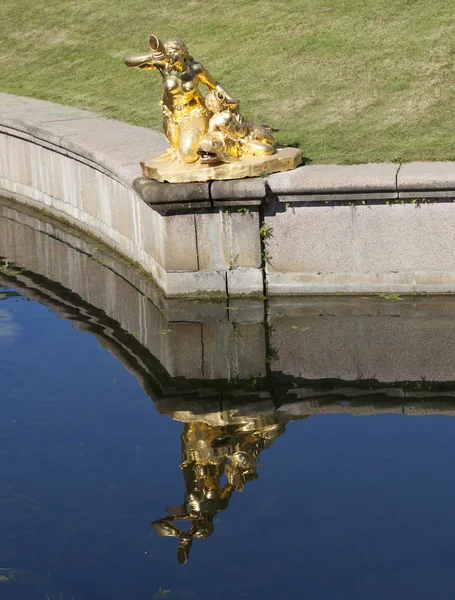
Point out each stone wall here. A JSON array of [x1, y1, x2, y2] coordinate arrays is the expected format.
[[3, 92, 455, 296], [0, 197, 266, 383]]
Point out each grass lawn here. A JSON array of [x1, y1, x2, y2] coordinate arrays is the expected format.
[[1, 0, 455, 164]]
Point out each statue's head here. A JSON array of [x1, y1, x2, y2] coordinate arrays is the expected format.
[[163, 38, 190, 69], [205, 90, 225, 114], [205, 89, 238, 114], [197, 131, 242, 164]]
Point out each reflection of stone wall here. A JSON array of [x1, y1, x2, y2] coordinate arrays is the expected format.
[[0, 199, 266, 382], [3, 198, 455, 390], [269, 296, 455, 382]]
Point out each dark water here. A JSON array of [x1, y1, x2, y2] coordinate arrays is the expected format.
[[3, 198, 455, 599]]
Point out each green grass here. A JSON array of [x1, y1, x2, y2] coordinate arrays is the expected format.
[[1, 0, 455, 164]]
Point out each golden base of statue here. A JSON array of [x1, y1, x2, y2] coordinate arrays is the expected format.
[[141, 147, 302, 183]]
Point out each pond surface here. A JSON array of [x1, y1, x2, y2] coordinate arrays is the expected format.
[[2, 198, 455, 599]]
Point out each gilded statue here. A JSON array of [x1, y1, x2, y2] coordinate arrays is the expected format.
[[125, 36, 235, 164], [125, 35, 302, 182], [151, 420, 285, 563]]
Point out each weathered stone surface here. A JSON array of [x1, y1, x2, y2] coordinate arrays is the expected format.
[[194, 208, 262, 272], [399, 191, 455, 199], [0, 123, 116, 179], [163, 270, 227, 296], [212, 198, 262, 207], [133, 176, 210, 204], [264, 204, 355, 273], [264, 202, 455, 295], [265, 271, 455, 295], [0, 134, 33, 188], [195, 211, 230, 270], [14, 117, 112, 151], [152, 201, 212, 211], [277, 191, 397, 203], [117, 163, 143, 188], [61, 119, 168, 176], [267, 163, 399, 195], [354, 203, 455, 273], [141, 147, 302, 183], [5, 91, 455, 299], [227, 268, 264, 296], [0, 93, 100, 128], [229, 210, 262, 269], [161, 214, 198, 271], [398, 161, 455, 191], [0, 93, 168, 179], [0, 137, 166, 289], [211, 177, 266, 200]]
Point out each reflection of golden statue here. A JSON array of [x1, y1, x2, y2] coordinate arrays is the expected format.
[[125, 35, 302, 182], [125, 36, 235, 164], [152, 420, 285, 563]]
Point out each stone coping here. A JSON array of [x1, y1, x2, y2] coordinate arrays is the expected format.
[[2, 92, 455, 208]]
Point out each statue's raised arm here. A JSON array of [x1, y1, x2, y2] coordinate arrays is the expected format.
[[124, 35, 168, 71]]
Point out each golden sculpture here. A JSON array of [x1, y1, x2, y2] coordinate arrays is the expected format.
[[125, 36, 302, 182], [151, 420, 286, 564]]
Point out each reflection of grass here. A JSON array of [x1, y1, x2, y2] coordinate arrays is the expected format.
[[2, 0, 455, 163]]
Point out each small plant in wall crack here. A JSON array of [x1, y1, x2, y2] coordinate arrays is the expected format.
[[259, 222, 273, 265], [265, 345, 279, 365], [229, 253, 239, 270], [259, 223, 273, 240]]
